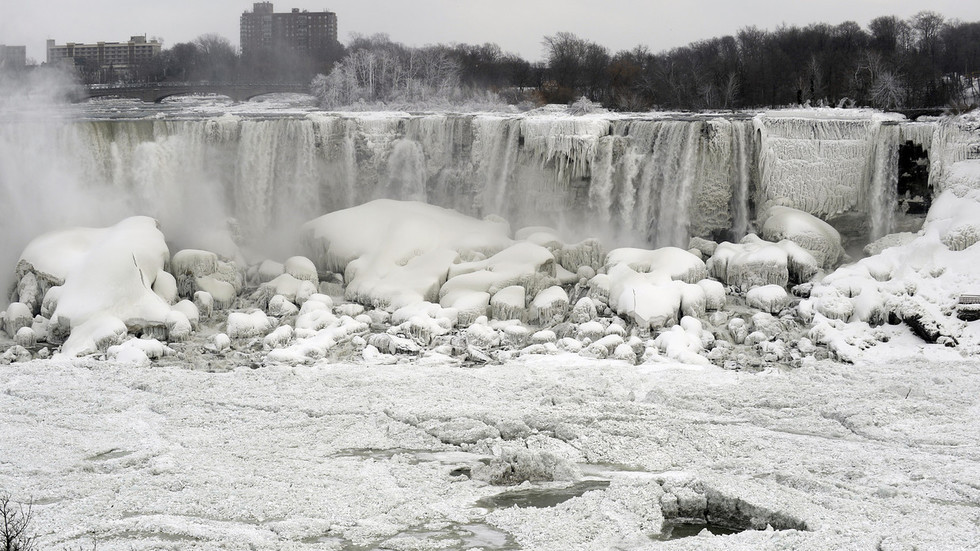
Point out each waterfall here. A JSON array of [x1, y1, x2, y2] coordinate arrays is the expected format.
[[731, 122, 753, 239], [2, 109, 954, 291], [867, 122, 900, 240], [384, 139, 427, 201]]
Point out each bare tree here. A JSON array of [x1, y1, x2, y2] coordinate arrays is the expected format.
[[0, 494, 36, 551], [721, 72, 741, 108], [870, 70, 905, 109], [911, 11, 946, 59]]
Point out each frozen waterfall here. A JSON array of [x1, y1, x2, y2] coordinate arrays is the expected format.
[[1, 109, 952, 293]]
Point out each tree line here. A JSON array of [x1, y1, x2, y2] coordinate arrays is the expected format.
[[76, 10, 979, 110], [312, 11, 980, 110]]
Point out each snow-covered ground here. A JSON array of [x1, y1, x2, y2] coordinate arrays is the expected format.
[[1, 337, 978, 550]]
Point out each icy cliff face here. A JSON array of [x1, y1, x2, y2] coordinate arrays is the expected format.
[[754, 111, 909, 241]]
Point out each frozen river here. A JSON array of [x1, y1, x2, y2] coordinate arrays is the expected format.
[[2, 325, 978, 550]]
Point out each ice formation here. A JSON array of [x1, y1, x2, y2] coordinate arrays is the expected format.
[[2, 108, 980, 372]]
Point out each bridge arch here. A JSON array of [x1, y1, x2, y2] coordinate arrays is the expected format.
[[77, 83, 312, 103], [241, 91, 318, 102], [152, 91, 237, 103]]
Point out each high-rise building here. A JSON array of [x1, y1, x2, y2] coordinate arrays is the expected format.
[[0, 45, 27, 70], [46, 35, 161, 70], [240, 2, 338, 56]]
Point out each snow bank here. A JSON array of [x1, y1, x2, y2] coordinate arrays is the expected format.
[[804, 176, 980, 354]]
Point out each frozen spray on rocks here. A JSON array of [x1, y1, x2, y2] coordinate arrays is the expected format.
[[3, 108, 980, 365]]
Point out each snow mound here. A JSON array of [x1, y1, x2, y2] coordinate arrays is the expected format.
[[940, 159, 980, 191], [605, 247, 707, 284], [303, 200, 512, 309], [605, 264, 681, 330], [18, 217, 175, 350], [761, 205, 844, 268], [864, 232, 918, 256]]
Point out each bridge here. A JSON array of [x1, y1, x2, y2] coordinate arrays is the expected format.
[[76, 82, 313, 103]]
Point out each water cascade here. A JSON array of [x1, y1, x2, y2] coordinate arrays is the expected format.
[[1, 110, 953, 296]]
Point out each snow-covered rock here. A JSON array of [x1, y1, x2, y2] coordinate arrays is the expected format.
[[746, 285, 789, 314], [697, 279, 726, 311], [284, 256, 319, 284], [762, 205, 844, 268], [605, 247, 707, 284], [4, 302, 33, 338], [303, 199, 510, 309], [19, 217, 175, 349], [227, 310, 273, 339], [528, 286, 569, 324]]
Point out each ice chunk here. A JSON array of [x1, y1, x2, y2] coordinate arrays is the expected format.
[[688, 237, 718, 257], [489, 286, 526, 322], [605, 263, 683, 330], [255, 259, 285, 283], [171, 249, 219, 280], [577, 321, 605, 342], [811, 291, 854, 321], [864, 232, 918, 256], [14, 326, 36, 348], [465, 322, 500, 348], [152, 270, 178, 305], [108, 337, 173, 362], [172, 300, 200, 330], [555, 238, 604, 274], [264, 325, 294, 349], [193, 291, 214, 320], [652, 320, 710, 366], [212, 333, 231, 352], [165, 311, 192, 342], [530, 330, 557, 344], [303, 200, 511, 308], [196, 277, 237, 309], [268, 295, 300, 317], [570, 297, 598, 323], [679, 283, 706, 318], [709, 240, 790, 291]]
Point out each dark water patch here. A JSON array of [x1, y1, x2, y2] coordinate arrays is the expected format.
[[476, 480, 610, 509], [703, 487, 809, 532], [85, 448, 132, 461], [656, 519, 742, 540]]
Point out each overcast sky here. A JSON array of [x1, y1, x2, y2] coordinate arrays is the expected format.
[[5, 0, 980, 63]]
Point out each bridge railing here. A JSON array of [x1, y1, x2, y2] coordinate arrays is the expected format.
[[86, 82, 309, 91]]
